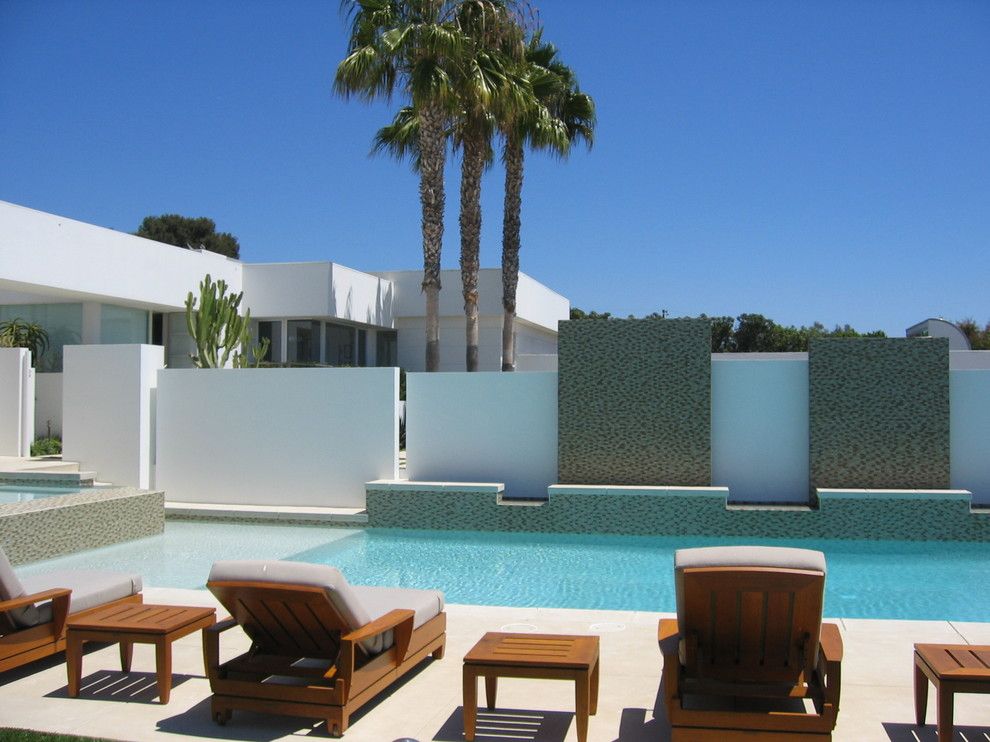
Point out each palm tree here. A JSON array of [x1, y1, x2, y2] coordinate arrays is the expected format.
[[498, 32, 595, 370], [451, 1, 524, 371], [335, 0, 466, 372]]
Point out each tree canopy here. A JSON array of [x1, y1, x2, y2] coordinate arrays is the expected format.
[[135, 215, 240, 259], [568, 308, 887, 352]]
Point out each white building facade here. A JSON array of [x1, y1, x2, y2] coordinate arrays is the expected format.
[[0, 200, 569, 431]]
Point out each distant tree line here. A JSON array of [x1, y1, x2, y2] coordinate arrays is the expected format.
[[569, 308, 888, 352], [958, 319, 990, 350]]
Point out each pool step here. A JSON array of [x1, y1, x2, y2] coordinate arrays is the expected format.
[[0, 469, 98, 486], [165, 501, 368, 525]]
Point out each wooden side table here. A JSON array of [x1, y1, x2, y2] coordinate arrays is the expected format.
[[66, 603, 217, 703], [914, 643, 990, 742], [463, 632, 599, 742]]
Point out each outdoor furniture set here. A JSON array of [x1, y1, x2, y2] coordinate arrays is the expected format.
[[0, 541, 983, 741]]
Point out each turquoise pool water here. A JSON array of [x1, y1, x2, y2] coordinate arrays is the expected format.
[[15, 521, 990, 621], [0, 485, 94, 505]]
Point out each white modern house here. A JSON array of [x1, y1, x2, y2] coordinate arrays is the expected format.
[[0, 200, 569, 432]]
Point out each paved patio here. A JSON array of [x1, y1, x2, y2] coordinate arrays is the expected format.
[[2, 587, 989, 742]]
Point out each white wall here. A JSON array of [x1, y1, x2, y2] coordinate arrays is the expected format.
[[0, 348, 34, 456], [711, 355, 810, 503], [155, 368, 398, 507], [951, 369, 990, 505], [0, 200, 240, 310], [62, 345, 163, 487], [35, 372, 62, 438], [395, 316, 508, 372], [406, 372, 558, 498], [377, 268, 567, 332], [242, 262, 394, 327]]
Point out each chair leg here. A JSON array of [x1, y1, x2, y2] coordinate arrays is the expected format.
[[211, 699, 231, 726], [914, 661, 928, 726], [327, 709, 348, 738], [432, 642, 445, 660]]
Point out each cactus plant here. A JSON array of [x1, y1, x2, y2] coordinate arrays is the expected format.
[[185, 274, 269, 368]]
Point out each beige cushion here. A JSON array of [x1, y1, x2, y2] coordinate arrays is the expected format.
[[20, 570, 142, 624], [675, 545, 826, 574], [0, 544, 39, 629]]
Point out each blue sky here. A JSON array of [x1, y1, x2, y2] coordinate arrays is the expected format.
[[1, 0, 987, 335]]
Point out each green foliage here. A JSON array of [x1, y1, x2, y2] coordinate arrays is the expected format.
[[136, 215, 240, 259], [0, 318, 50, 367], [957, 318, 990, 350], [0, 729, 111, 742], [30, 437, 61, 457], [569, 308, 887, 352], [184, 274, 269, 368]]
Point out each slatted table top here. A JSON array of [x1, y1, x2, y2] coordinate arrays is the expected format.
[[915, 643, 990, 681], [464, 632, 599, 669], [66, 603, 216, 634]]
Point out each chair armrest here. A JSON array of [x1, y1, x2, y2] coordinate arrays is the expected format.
[[0, 587, 71, 613], [342, 609, 415, 643], [658, 618, 681, 704], [203, 616, 238, 679], [818, 622, 843, 708]]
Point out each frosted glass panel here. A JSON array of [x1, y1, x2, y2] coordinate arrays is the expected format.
[[0, 302, 82, 372], [101, 305, 149, 344]]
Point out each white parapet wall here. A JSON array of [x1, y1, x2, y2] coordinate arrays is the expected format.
[[951, 368, 990, 505], [711, 354, 810, 503], [155, 367, 398, 508], [34, 372, 62, 438], [406, 371, 558, 499], [0, 348, 34, 456], [62, 344, 163, 487]]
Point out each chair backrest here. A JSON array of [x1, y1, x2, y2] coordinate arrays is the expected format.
[[674, 546, 826, 684], [0, 544, 40, 631], [207, 560, 382, 658]]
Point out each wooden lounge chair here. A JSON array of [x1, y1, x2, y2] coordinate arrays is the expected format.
[[658, 545, 843, 741], [0, 544, 143, 673], [205, 560, 446, 737]]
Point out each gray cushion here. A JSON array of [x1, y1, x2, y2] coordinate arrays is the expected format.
[[0, 544, 40, 629], [208, 560, 444, 656], [675, 546, 826, 574], [20, 570, 142, 625]]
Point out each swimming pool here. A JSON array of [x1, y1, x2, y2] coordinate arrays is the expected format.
[[14, 521, 990, 621], [0, 485, 98, 505]]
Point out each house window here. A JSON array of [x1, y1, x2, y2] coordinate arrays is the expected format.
[[0, 302, 83, 372], [376, 331, 397, 367], [287, 320, 320, 364], [325, 322, 353, 366], [257, 321, 281, 363], [357, 329, 367, 367], [100, 305, 149, 345]]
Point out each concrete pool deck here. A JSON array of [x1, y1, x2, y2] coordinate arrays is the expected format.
[[2, 589, 990, 741]]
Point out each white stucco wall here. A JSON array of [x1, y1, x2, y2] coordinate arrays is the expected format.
[[376, 268, 567, 332], [242, 262, 394, 327], [711, 355, 810, 503], [62, 344, 163, 487], [951, 369, 990, 505], [155, 367, 398, 507], [35, 372, 62, 438], [406, 372, 558, 498], [0, 348, 34, 456], [0, 200, 240, 310]]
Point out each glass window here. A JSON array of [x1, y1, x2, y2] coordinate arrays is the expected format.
[[376, 331, 397, 367], [325, 323, 353, 366], [0, 303, 83, 372], [357, 329, 367, 367], [257, 320, 281, 363], [100, 304, 149, 345], [287, 320, 320, 364]]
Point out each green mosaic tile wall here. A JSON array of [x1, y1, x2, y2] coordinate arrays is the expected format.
[[557, 318, 712, 485], [809, 338, 950, 491], [366, 486, 990, 542]]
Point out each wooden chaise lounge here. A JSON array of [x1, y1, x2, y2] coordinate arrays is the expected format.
[[659, 545, 843, 741], [205, 560, 446, 737], [0, 544, 143, 673]]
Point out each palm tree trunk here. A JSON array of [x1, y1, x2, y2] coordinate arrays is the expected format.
[[501, 133, 523, 372], [460, 132, 485, 371], [419, 102, 446, 371]]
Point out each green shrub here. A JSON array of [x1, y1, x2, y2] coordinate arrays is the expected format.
[[30, 437, 61, 457]]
